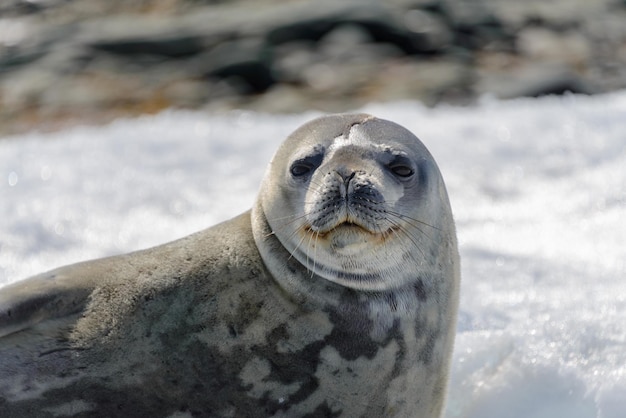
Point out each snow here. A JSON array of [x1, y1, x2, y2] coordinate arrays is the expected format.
[[1, 92, 625, 417]]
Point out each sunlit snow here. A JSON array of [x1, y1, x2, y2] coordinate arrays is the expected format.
[[1, 92, 625, 417]]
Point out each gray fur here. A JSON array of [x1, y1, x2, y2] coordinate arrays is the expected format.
[[0, 114, 459, 417]]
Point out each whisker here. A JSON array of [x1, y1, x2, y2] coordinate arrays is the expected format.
[[394, 224, 426, 259], [265, 213, 306, 222], [266, 212, 310, 234], [386, 209, 442, 231], [385, 212, 436, 243], [312, 230, 321, 278], [307, 230, 316, 279], [288, 231, 309, 262], [377, 222, 391, 259]]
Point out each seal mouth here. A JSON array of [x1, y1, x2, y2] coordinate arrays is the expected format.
[[307, 221, 375, 237], [304, 221, 399, 245]]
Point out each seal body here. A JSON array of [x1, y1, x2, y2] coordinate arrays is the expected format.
[[0, 114, 459, 417]]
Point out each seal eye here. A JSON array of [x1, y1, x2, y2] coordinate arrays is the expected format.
[[290, 153, 323, 178], [388, 157, 415, 178], [390, 165, 414, 177], [290, 163, 313, 177]]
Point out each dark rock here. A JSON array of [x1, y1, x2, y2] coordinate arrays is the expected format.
[[525, 76, 595, 97], [0, 0, 49, 15], [89, 35, 206, 58], [196, 38, 274, 93], [208, 62, 274, 95], [0, 46, 47, 70]]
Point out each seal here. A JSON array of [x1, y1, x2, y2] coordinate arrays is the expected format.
[[0, 114, 459, 417]]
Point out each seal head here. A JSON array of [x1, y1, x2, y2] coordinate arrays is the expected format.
[[253, 113, 456, 296]]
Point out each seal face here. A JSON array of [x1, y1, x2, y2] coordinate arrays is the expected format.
[[1, 114, 459, 418], [253, 114, 457, 295], [271, 121, 431, 291]]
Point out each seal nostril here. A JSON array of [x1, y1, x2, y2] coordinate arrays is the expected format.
[[341, 171, 356, 196], [333, 170, 357, 184]]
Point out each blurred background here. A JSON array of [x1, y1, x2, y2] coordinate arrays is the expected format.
[[1, 0, 626, 136]]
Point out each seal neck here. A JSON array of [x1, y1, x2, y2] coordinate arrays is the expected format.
[[251, 200, 357, 309]]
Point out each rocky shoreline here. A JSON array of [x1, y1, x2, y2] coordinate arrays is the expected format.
[[1, 0, 625, 135]]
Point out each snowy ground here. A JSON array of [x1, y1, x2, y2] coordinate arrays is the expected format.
[[1, 92, 625, 417]]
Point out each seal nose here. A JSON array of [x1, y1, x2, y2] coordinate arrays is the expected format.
[[334, 168, 356, 184], [334, 169, 357, 195], [343, 171, 356, 185]]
